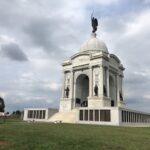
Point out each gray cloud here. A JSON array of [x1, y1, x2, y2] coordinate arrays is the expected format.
[[23, 16, 84, 60], [0, 43, 28, 61], [23, 18, 59, 52], [4, 78, 60, 112]]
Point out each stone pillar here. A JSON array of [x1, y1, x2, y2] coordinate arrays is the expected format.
[[89, 66, 93, 98], [99, 65, 104, 97], [106, 67, 110, 97], [73, 73, 76, 108], [35, 110, 37, 119], [121, 76, 124, 100], [70, 70, 74, 108], [32, 110, 34, 118], [117, 74, 120, 104], [23, 109, 28, 120], [45, 109, 48, 120], [69, 70, 73, 98], [41, 110, 44, 119]]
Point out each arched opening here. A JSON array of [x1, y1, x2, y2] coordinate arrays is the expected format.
[[109, 75, 116, 107], [75, 74, 89, 107]]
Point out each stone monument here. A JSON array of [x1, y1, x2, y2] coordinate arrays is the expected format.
[[24, 16, 150, 126], [59, 16, 125, 112]]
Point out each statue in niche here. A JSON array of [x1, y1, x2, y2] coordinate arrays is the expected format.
[[94, 84, 98, 96], [120, 92, 123, 101], [65, 86, 69, 98], [91, 14, 98, 33], [0, 97, 5, 112], [103, 85, 107, 97]]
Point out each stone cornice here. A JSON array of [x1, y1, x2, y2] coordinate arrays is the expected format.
[[73, 64, 89, 71]]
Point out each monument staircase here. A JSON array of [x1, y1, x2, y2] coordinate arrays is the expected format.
[[48, 109, 78, 123]]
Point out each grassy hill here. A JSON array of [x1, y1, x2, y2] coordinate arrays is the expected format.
[[0, 120, 150, 150]]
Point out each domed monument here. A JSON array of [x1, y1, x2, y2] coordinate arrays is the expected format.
[[24, 16, 150, 126], [59, 16, 125, 112], [50, 16, 150, 126]]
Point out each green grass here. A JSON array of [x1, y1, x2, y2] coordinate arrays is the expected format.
[[0, 120, 150, 150]]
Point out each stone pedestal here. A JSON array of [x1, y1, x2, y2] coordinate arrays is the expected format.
[[88, 96, 111, 108], [59, 98, 72, 112], [117, 101, 125, 107]]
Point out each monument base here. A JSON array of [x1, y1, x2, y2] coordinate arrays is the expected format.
[[88, 96, 111, 108], [59, 98, 72, 112], [117, 101, 125, 107]]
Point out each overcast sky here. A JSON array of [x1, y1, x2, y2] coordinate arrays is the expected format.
[[0, 0, 150, 112]]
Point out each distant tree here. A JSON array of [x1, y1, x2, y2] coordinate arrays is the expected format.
[[16, 110, 21, 116], [11, 110, 22, 118], [6, 112, 9, 115], [12, 111, 16, 115], [0, 97, 5, 112]]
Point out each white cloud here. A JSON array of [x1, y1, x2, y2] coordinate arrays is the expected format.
[[93, 0, 119, 5], [0, 35, 16, 45], [124, 10, 150, 37], [133, 71, 147, 77], [143, 94, 150, 100], [47, 82, 61, 91], [0, 91, 8, 98], [144, 0, 150, 4], [22, 72, 34, 78]]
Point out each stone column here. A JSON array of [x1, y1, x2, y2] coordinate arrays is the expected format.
[[99, 65, 104, 97], [70, 70, 74, 108], [41, 110, 44, 119], [73, 72, 76, 108], [117, 74, 120, 104], [45, 109, 48, 120], [32, 110, 34, 119], [24, 109, 28, 120], [89, 66, 93, 98], [106, 67, 110, 97], [35, 110, 37, 119], [69, 70, 73, 98], [121, 76, 124, 101]]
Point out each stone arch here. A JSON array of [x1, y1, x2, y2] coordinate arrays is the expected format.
[[74, 71, 89, 82], [109, 75, 116, 106], [75, 74, 89, 107]]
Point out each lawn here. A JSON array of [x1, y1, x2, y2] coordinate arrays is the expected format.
[[0, 119, 150, 150]]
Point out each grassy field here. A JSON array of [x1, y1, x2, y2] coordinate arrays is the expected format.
[[0, 119, 150, 150]]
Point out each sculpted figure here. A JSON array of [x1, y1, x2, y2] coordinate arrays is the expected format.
[[65, 86, 69, 98], [120, 92, 123, 101], [103, 85, 107, 96], [91, 14, 98, 33], [94, 84, 98, 96]]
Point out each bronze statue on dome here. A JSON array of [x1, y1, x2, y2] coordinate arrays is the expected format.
[[91, 14, 98, 33]]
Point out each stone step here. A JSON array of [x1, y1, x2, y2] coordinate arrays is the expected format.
[[48, 110, 78, 123]]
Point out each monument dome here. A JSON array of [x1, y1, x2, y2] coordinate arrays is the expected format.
[[79, 33, 108, 53]]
